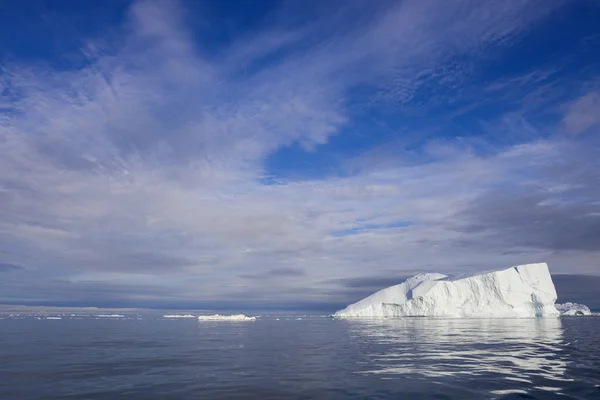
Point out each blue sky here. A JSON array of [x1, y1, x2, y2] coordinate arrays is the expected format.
[[1, 0, 599, 310]]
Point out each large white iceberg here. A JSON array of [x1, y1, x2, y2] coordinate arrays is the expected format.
[[197, 314, 256, 321], [334, 263, 560, 318], [555, 302, 592, 316]]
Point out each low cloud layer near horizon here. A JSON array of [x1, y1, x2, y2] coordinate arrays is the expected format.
[[1, 0, 599, 308]]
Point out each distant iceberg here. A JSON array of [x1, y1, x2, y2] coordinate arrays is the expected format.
[[95, 314, 125, 318], [197, 314, 256, 321], [163, 314, 196, 319], [334, 263, 560, 318], [555, 302, 592, 316]]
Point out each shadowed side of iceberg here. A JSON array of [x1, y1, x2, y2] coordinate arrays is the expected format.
[[334, 263, 560, 318]]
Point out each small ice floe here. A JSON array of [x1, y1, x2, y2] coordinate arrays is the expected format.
[[95, 314, 125, 318], [46, 317, 62, 320], [555, 302, 592, 316], [197, 314, 256, 321], [163, 314, 196, 319]]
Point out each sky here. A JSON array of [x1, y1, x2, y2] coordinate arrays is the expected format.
[[1, 0, 599, 310]]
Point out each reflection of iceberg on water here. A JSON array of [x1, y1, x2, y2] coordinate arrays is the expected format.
[[197, 314, 256, 321], [348, 317, 570, 390], [335, 263, 562, 318]]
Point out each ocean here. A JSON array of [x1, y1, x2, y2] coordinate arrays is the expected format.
[[1, 313, 599, 399]]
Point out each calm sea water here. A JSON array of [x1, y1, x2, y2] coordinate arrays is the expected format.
[[1, 313, 599, 400]]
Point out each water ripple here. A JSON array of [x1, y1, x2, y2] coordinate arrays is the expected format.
[[1, 315, 599, 399], [347, 318, 581, 397]]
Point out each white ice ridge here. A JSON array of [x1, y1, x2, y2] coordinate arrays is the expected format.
[[197, 314, 256, 321], [334, 263, 560, 318], [163, 314, 196, 319], [555, 302, 592, 316]]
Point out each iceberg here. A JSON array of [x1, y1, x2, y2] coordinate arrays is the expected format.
[[555, 302, 592, 316], [334, 263, 560, 318], [163, 314, 196, 319], [197, 314, 256, 321]]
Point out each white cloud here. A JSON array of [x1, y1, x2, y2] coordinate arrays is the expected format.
[[1, 0, 595, 307], [563, 91, 600, 134]]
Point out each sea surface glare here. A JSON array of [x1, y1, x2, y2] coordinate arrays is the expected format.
[[1, 314, 599, 399]]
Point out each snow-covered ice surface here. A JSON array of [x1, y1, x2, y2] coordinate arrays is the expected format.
[[334, 263, 560, 318], [197, 314, 256, 321], [163, 314, 196, 319], [555, 302, 592, 316]]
